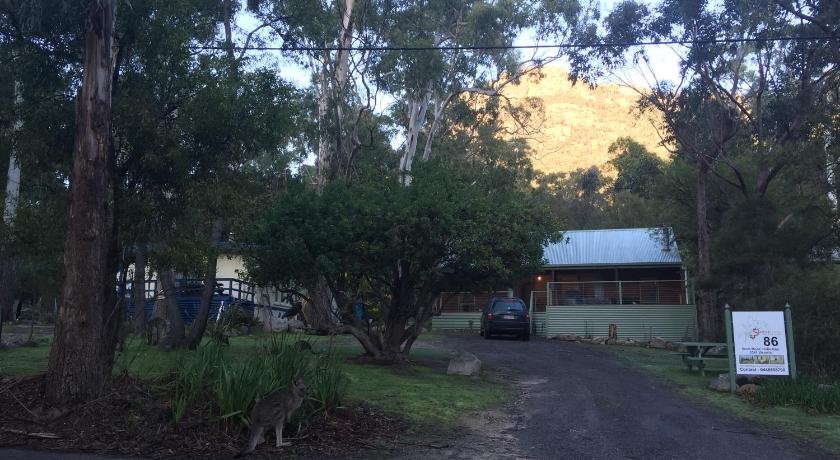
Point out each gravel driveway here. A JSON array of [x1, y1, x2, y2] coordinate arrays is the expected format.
[[401, 335, 830, 460]]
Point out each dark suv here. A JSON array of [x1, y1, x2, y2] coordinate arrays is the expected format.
[[480, 297, 530, 340]]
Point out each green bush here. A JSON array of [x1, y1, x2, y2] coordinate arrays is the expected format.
[[753, 378, 840, 414]]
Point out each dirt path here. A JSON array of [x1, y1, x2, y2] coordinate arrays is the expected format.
[[398, 335, 831, 460]]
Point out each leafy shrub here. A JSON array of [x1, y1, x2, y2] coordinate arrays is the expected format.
[[752, 378, 840, 414]]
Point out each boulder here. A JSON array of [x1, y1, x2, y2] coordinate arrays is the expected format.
[[737, 383, 759, 397], [554, 334, 580, 342], [708, 373, 732, 392], [592, 336, 607, 344], [648, 337, 668, 349], [447, 352, 482, 377]]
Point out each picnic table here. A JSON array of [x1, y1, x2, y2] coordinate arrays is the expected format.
[[673, 342, 729, 375]]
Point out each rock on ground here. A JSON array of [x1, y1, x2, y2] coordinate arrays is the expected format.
[[447, 352, 482, 376], [709, 373, 733, 392], [737, 383, 759, 397], [648, 337, 668, 349]]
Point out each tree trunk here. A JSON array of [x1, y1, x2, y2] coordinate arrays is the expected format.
[[0, 257, 15, 323], [304, 277, 337, 333], [399, 92, 431, 185], [45, 0, 117, 406], [185, 218, 224, 349], [130, 247, 147, 333], [0, 67, 23, 323], [695, 161, 721, 340], [158, 268, 184, 349], [308, 0, 356, 333]]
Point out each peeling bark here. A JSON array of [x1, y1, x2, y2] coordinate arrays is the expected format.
[[45, 0, 118, 406], [399, 90, 431, 185]]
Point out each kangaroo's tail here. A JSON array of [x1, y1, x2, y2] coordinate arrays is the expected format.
[[234, 426, 263, 457]]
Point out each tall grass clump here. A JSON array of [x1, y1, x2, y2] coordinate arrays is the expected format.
[[167, 333, 349, 428], [172, 342, 223, 423], [213, 335, 309, 428], [214, 354, 279, 426], [309, 353, 349, 413], [753, 378, 840, 414]]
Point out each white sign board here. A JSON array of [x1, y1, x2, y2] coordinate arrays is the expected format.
[[731, 311, 789, 376]]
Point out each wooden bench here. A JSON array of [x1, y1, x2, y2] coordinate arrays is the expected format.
[[684, 356, 729, 375]]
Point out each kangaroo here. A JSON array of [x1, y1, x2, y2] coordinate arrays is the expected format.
[[237, 377, 307, 457]]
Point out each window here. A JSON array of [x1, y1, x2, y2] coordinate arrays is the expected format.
[[491, 299, 525, 314]]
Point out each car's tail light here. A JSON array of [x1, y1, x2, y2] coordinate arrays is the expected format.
[[486, 313, 493, 320]]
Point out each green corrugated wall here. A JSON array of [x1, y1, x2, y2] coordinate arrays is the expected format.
[[431, 312, 482, 332], [431, 312, 547, 335], [532, 312, 547, 336], [544, 304, 697, 340]]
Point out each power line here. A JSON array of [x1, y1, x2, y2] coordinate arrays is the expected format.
[[190, 34, 840, 53]]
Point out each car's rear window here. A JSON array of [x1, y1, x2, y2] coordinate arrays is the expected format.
[[491, 299, 525, 314]]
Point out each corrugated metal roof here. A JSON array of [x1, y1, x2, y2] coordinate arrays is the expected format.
[[543, 228, 682, 267]]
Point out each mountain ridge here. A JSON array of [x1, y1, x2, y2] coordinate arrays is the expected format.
[[501, 67, 669, 174]]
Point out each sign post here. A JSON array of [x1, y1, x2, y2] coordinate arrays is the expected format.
[[724, 304, 737, 393], [784, 303, 797, 380], [725, 304, 797, 392], [731, 310, 792, 375]]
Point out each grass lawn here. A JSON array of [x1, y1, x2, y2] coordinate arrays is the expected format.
[[0, 332, 506, 430], [598, 344, 840, 454]]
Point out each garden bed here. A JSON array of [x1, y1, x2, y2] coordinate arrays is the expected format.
[[0, 374, 407, 459]]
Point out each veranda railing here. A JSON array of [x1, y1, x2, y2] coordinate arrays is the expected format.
[[544, 280, 690, 306]]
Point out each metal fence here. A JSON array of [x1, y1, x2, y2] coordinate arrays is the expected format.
[[545, 280, 689, 306], [126, 278, 257, 303]]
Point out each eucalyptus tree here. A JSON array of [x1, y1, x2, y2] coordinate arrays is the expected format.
[[43, 0, 118, 406], [571, 0, 840, 339]]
